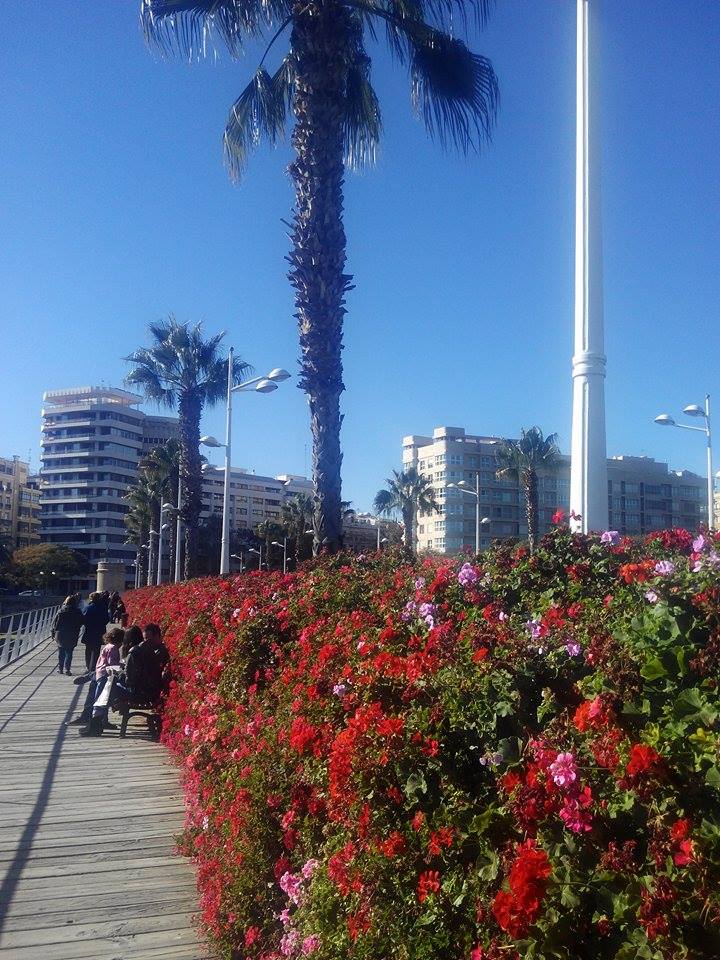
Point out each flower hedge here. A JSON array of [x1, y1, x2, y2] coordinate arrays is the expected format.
[[126, 525, 720, 960]]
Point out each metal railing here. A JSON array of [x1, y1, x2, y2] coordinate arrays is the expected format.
[[0, 604, 61, 670]]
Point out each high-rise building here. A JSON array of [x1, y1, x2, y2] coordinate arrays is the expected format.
[[0, 457, 41, 551], [403, 426, 706, 554], [39, 386, 179, 590], [201, 468, 313, 530]]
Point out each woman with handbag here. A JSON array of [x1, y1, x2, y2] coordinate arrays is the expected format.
[[52, 595, 84, 675]]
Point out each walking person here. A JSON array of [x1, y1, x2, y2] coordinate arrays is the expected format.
[[108, 591, 126, 624], [82, 592, 110, 671], [51, 596, 84, 675]]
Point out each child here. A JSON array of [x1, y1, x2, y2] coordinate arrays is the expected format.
[[72, 628, 123, 732]]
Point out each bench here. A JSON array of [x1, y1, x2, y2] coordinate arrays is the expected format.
[[113, 698, 162, 740]]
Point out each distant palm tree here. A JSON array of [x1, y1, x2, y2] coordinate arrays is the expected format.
[[125, 318, 251, 577], [374, 467, 439, 555], [282, 493, 314, 565], [124, 482, 153, 586], [255, 519, 286, 569], [496, 427, 560, 554], [141, 0, 498, 555], [142, 438, 182, 578]]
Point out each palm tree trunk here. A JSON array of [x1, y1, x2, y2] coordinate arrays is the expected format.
[[402, 506, 414, 557], [524, 468, 539, 553], [179, 392, 203, 578], [288, 1, 351, 557]]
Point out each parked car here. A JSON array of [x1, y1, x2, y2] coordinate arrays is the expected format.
[[18, 590, 43, 598]]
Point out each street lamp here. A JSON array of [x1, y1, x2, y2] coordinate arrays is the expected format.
[[249, 546, 263, 570], [446, 477, 491, 553], [200, 351, 290, 576], [272, 538, 288, 575], [156, 504, 175, 585], [147, 529, 158, 587], [654, 395, 713, 529], [230, 553, 244, 573]]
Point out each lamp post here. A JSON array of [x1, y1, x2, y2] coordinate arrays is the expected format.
[[156, 503, 175, 585], [231, 552, 244, 573], [272, 538, 288, 574], [147, 529, 158, 587], [249, 546, 263, 570], [655, 395, 713, 529], [174, 472, 183, 584], [200, 353, 290, 576], [447, 476, 491, 553]]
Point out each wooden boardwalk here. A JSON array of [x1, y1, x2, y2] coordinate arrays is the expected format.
[[0, 641, 209, 959]]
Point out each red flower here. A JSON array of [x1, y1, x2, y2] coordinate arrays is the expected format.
[[492, 840, 551, 937], [552, 509, 566, 525], [626, 743, 661, 777], [417, 869, 441, 903]]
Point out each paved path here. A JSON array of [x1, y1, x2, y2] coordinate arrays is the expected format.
[[0, 641, 208, 959]]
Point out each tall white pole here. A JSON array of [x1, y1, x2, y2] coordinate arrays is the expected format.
[[174, 472, 183, 583], [570, 0, 608, 533], [475, 473, 480, 554], [705, 395, 714, 530], [283, 536, 287, 575], [156, 517, 165, 586], [220, 348, 233, 576]]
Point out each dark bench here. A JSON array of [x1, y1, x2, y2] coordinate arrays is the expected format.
[[113, 698, 162, 740]]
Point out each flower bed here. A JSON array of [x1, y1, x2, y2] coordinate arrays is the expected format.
[[126, 526, 720, 960]]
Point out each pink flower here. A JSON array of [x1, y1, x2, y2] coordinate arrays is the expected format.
[[279, 871, 303, 904], [565, 640, 582, 657], [559, 786, 593, 833], [654, 560, 675, 576], [549, 751, 578, 788], [301, 858, 319, 880], [600, 530, 620, 545], [280, 929, 300, 956], [302, 935, 321, 955], [645, 590, 659, 604]]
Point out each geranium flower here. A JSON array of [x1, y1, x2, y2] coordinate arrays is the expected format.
[[549, 752, 578, 788], [645, 590, 659, 603], [565, 640, 581, 657], [600, 530, 620, 545], [458, 563, 480, 587], [417, 869, 441, 903], [654, 560, 675, 576], [302, 935, 321, 954]]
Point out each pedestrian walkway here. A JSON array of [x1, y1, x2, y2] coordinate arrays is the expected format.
[[0, 641, 208, 959]]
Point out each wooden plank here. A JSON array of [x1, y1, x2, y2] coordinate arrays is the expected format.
[[0, 639, 209, 958]]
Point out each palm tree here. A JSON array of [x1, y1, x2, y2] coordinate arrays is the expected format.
[[124, 483, 153, 586], [142, 439, 182, 578], [495, 427, 560, 554], [374, 467, 439, 555], [125, 318, 251, 578], [255, 519, 286, 568], [281, 493, 314, 565], [141, 0, 498, 555]]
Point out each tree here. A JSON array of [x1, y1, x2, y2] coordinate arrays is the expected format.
[[196, 513, 251, 576], [125, 318, 251, 578], [12, 544, 88, 590], [141, 0, 498, 555], [281, 493, 314, 565], [124, 482, 153, 587], [495, 427, 560, 554], [374, 467, 439, 555], [255, 519, 287, 569], [125, 439, 181, 585]]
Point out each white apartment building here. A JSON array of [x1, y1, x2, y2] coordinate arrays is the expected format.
[[201, 467, 313, 530], [39, 386, 179, 590], [403, 426, 705, 554]]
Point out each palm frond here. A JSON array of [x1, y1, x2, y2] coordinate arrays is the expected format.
[[223, 59, 294, 181], [124, 365, 176, 408], [140, 0, 278, 60], [344, 53, 382, 168]]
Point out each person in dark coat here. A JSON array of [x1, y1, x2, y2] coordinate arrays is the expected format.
[[108, 591, 126, 624], [52, 596, 85, 675], [82, 592, 110, 671]]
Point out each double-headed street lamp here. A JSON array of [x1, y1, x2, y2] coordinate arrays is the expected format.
[[446, 476, 491, 553], [200, 350, 290, 576], [248, 546, 263, 570], [655, 395, 713, 529]]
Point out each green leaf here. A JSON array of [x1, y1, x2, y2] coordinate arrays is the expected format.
[[705, 765, 720, 789], [404, 770, 428, 800], [560, 885, 580, 909], [673, 688, 718, 727], [640, 656, 667, 681]]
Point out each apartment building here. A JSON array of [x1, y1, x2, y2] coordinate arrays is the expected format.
[[342, 512, 403, 552], [403, 426, 706, 554], [201, 468, 313, 530], [39, 386, 179, 590], [0, 457, 41, 551]]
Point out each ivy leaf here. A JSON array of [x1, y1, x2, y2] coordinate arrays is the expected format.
[[640, 656, 667, 681], [673, 688, 718, 727], [705, 765, 720, 789]]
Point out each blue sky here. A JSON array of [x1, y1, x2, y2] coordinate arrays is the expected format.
[[2, 0, 718, 511]]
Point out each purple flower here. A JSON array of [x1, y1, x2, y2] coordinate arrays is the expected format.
[[278, 908, 292, 926], [549, 751, 578, 788], [332, 683, 348, 697], [498, 611, 508, 622], [693, 534, 707, 553], [418, 602, 437, 629], [401, 600, 417, 622], [654, 560, 675, 576], [600, 530, 620, 545], [414, 577, 426, 590], [645, 590, 659, 604], [458, 562, 480, 587], [565, 640, 582, 657], [525, 618, 543, 640]]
